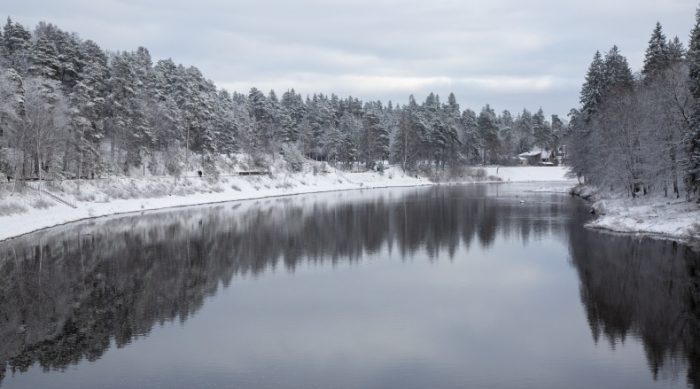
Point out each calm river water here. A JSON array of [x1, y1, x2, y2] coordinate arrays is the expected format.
[[0, 184, 698, 389]]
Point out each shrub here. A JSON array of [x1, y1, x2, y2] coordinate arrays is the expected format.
[[376, 162, 385, 174], [0, 201, 27, 216], [282, 144, 305, 172]]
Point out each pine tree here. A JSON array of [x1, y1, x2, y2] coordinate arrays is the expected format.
[[68, 40, 109, 177], [603, 45, 634, 91], [668, 36, 686, 64], [642, 22, 670, 78], [337, 111, 360, 167], [422, 93, 445, 166], [211, 89, 238, 156], [393, 96, 425, 170], [108, 51, 153, 172], [461, 108, 480, 164], [2, 18, 31, 72], [183, 67, 215, 159], [515, 109, 534, 152], [441, 93, 462, 167], [33, 23, 82, 89], [152, 59, 185, 151], [498, 110, 516, 158], [580, 51, 605, 117], [362, 107, 389, 168], [31, 36, 60, 80], [477, 105, 499, 164], [532, 108, 552, 149], [280, 89, 304, 143], [551, 114, 564, 155]]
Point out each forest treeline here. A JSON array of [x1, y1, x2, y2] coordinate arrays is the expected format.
[[568, 13, 700, 199], [0, 17, 563, 183], [1, 9, 700, 202]]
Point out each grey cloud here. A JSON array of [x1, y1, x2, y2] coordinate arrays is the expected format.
[[3, 0, 696, 116]]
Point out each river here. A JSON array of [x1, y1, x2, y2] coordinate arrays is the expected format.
[[0, 184, 698, 388]]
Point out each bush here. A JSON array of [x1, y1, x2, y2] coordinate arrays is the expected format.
[[165, 154, 182, 176], [0, 201, 27, 216], [282, 144, 305, 172], [448, 164, 468, 179], [252, 153, 269, 169], [376, 162, 385, 174], [31, 197, 53, 209]]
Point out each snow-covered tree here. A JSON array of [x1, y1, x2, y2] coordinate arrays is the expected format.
[[2, 18, 31, 72], [362, 105, 389, 168], [532, 108, 552, 149], [642, 22, 670, 79], [477, 105, 499, 164], [580, 51, 605, 117], [461, 108, 480, 164], [604, 45, 634, 91]]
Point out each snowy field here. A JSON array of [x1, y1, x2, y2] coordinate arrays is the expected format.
[[483, 166, 573, 183]]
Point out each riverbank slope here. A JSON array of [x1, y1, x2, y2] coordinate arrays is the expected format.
[[0, 165, 573, 242], [572, 185, 700, 242]]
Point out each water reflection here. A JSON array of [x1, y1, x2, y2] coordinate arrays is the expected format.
[[0, 184, 697, 388], [567, 218, 700, 386]]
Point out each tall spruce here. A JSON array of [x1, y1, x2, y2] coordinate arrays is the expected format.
[[642, 22, 670, 78], [532, 108, 552, 149], [2, 18, 31, 72], [668, 36, 686, 63], [580, 51, 605, 117], [603, 45, 634, 91]]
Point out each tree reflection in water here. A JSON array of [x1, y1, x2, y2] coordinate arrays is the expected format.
[[0, 184, 697, 387], [567, 215, 700, 386]]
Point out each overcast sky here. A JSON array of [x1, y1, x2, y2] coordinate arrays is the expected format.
[[3, 0, 698, 116]]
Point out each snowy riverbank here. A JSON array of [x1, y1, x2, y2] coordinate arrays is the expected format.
[[573, 186, 700, 243], [0, 165, 574, 242], [0, 167, 430, 242], [2, 164, 698, 244]]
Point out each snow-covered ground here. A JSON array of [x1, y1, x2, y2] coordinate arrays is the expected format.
[[5, 164, 698, 244], [581, 188, 700, 242], [0, 166, 431, 242], [483, 166, 573, 183], [0, 165, 576, 242]]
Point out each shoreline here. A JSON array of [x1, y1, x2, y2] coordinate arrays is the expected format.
[[0, 182, 435, 244], [570, 185, 700, 245], [0, 167, 434, 243], [585, 224, 700, 247], [0, 166, 576, 243]]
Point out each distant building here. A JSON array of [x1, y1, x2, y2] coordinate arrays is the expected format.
[[518, 148, 556, 166]]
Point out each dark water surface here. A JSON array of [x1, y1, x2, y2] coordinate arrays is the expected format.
[[0, 184, 699, 389]]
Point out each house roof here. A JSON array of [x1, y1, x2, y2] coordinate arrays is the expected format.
[[517, 148, 550, 158]]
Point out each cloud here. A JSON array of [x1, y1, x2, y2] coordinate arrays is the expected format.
[[2, 0, 696, 116]]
